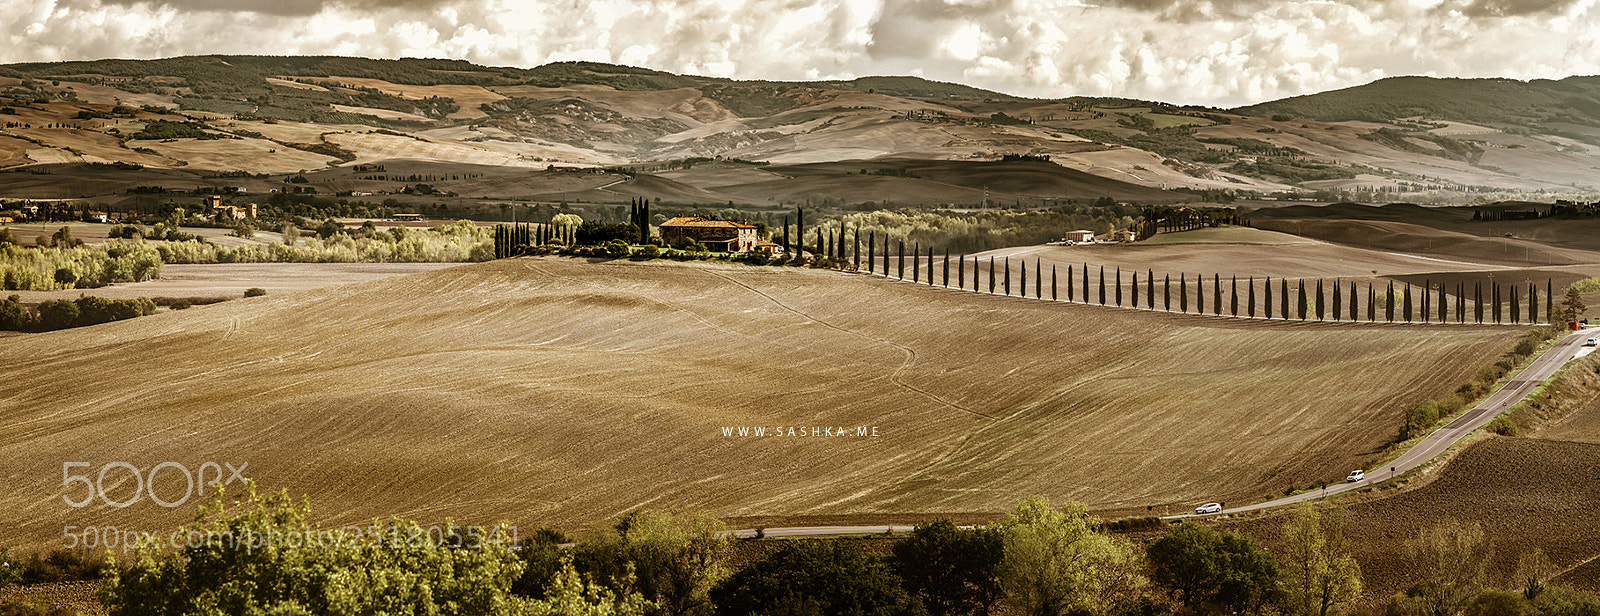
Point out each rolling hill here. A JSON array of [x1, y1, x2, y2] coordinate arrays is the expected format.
[[3, 56, 1600, 206], [0, 256, 1522, 551]]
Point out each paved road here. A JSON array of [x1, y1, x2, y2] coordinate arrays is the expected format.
[[1190, 327, 1597, 517], [728, 525, 918, 539], [726, 329, 1597, 536]]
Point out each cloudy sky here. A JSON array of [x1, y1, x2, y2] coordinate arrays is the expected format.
[[3, 0, 1598, 107]]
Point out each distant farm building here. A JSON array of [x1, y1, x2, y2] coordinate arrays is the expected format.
[[208, 195, 256, 219], [754, 239, 783, 255], [392, 214, 427, 222], [659, 217, 760, 253], [1064, 230, 1095, 243], [1114, 229, 1138, 242]]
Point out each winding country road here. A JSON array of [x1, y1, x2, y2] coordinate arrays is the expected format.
[[729, 328, 1597, 536], [1195, 326, 1597, 516]]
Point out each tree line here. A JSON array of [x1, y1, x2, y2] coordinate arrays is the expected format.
[[14, 482, 1588, 616], [858, 246, 1572, 326]]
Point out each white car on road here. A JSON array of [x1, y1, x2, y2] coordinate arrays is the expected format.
[[1346, 469, 1365, 482], [1585, 338, 1597, 347], [1194, 502, 1223, 515]]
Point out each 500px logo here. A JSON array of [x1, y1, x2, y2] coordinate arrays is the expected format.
[[62, 461, 249, 509]]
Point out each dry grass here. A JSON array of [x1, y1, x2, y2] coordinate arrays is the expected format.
[[137, 136, 338, 174], [0, 257, 1518, 551]]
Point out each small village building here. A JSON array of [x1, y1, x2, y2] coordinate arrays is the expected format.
[[207, 195, 256, 219], [753, 239, 783, 255], [1114, 229, 1138, 242], [1064, 230, 1095, 243], [658, 217, 760, 253], [392, 213, 427, 223]]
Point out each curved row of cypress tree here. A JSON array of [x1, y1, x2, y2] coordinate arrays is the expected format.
[[847, 232, 1551, 325]]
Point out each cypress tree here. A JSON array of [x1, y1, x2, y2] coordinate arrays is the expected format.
[[1147, 269, 1155, 309], [1265, 277, 1273, 319], [1281, 278, 1290, 320], [1164, 274, 1171, 311], [943, 248, 950, 286], [927, 246, 934, 284], [1457, 282, 1465, 323], [1439, 283, 1448, 323], [1248, 277, 1256, 318], [989, 257, 996, 293], [1348, 281, 1357, 321], [1385, 281, 1394, 322], [1180, 273, 1188, 312], [1213, 274, 1222, 315], [1132, 271, 1140, 308], [1035, 258, 1042, 299], [1484, 281, 1497, 323], [1547, 279, 1554, 324], [898, 240, 905, 279], [1527, 283, 1536, 323], [958, 253, 965, 288], [1315, 279, 1324, 320], [1020, 259, 1027, 296], [867, 231, 875, 273], [1115, 268, 1122, 306], [1066, 263, 1075, 301], [1005, 257, 1012, 295], [1332, 279, 1341, 321], [1511, 285, 1521, 323], [853, 225, 861, 269], [1052, 265, 1058, 300], [796, 207, 804, 255], [1403, 284, 1413, 322], [1099, 266, 1106, 305], [973, 256, 980, 292], [1297, 282, 1308, 320], [1083, 263, 1090, 302], [1473, 282, 1481, 323]]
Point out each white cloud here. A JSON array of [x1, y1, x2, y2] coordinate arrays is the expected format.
[[0, 0, 1595, 107]]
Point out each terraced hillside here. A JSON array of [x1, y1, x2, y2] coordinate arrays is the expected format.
[[0, 257, 1520, 550]]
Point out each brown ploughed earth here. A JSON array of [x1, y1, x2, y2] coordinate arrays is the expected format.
[[1220, 353, 1600, 601], [0, 257, 1518, 553]]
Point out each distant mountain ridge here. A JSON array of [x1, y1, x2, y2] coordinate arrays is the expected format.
[[2, 55, 1599, 200], [1234, 75, 1600, 129]]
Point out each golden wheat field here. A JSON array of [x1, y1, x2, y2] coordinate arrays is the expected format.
[[0, 257, 1522, 550]]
